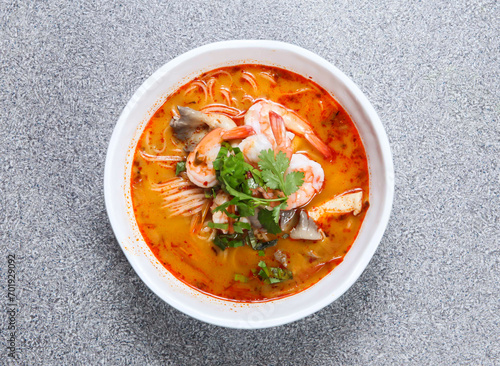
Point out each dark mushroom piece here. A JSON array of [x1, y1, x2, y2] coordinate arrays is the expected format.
[[170, 107, 212, 152], [170, 106, 236, 152], [279, 209, 300, 233]]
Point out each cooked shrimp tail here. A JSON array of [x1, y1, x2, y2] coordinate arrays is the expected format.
[[269, 111, 292, 158], [280, 113, 333, 160], [221, 125, 255, 140], [244, 99, 333, 159]]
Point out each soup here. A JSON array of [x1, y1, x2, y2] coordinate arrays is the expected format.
[[131, 65, 369, 301]]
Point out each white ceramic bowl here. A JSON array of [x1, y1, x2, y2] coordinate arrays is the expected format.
[[104, 40, 394, 329]]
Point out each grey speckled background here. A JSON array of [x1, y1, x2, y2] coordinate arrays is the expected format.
[[0, 0, 498, 365]]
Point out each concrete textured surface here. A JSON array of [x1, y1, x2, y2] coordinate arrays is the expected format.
[[0, 0, 499, 365]]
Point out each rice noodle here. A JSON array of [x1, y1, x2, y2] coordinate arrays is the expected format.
[[258, 71, 277, 85], [280, 88, 313, 97], [150, 177, 207, 217], [241, 94, 255, 103], [200, 104, 244, 118], [220, 87, 233, 106], [204, 69, 232, 81], [190, 211, 202, 234], [200, 200, 211, 225], [206, 77, 216, 102], [150, 177, 190, 191], [241, 71, 258, 92], [318, 100, 324, 112], [184, 80, 208, 102], [196, 225, 215, 242], [140, 150, 183, 163], [171, 106, 180, 118], [146, 127, 169, 154]]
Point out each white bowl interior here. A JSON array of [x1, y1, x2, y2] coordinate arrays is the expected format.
[[104, 40, 394, 329]]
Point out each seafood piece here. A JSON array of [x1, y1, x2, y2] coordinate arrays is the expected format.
[[308, 189, 363, 221], [285, 154, 325, 210], [211, 192, 231, 234], [237, 133, 273, 164], [170, 106, 236, 152], [211, 191, 251, 234], [269, 111, 293, 158], [244, 100, 332, 159], [186, 126, 255, 188], [237, 111, 291, 165]]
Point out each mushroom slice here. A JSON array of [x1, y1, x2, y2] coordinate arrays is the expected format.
[[290, 210, 323, 241], [279, 209, 300, 233], [308, 189, 363, 222], [170, 106, 236, 152]]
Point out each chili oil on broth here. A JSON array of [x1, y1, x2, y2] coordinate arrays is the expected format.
[[131, 64, 369, 301]]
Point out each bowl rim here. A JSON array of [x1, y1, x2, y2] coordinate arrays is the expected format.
[[104, 40, 394, 328]]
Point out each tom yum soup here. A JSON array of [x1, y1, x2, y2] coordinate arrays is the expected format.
[[131, 65, 369, 301]]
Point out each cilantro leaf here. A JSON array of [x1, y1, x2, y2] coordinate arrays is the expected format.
[[233, 220, 251, 234], [258, 150, 289, 190], [283, 171, 305, 196], [236, 202, 255, 217], [258, 208, 282, 234], [272, 202, 287, 224], [261, 169, 281, 190], [250, 168, 265, 187]]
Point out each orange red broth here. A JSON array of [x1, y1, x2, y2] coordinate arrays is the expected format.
[[131, 65, 369, 301]]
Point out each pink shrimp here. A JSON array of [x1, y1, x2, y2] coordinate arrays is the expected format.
[[244, 99, 333, 159], [284, 154, 325, 210], [186, 126, 255, 188]]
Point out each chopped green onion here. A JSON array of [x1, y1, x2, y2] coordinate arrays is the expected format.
[[175, 161, 186, 176], [234, 274, 248, 283]]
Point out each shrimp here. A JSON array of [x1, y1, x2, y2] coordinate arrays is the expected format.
[[269, 110, 293, 158], [186, 126, 255, 188], [238, 111, 290, 164], [211, 191, 231, 233], [211, 191, 251, 234], [285, 153, 325, 210], [244, 99, 332, 159], [238, 133, 272, 164]]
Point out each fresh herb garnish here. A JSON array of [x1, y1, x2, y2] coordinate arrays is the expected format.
[[258, 150, 304, 196], [234, 274, 248, 283], [213, 232, 248, 250], [204, 187, 218, 199], [250, 238, 278, 251], [175, 161, 186, 175], [207, 222, 229, 230], [210, 145, 305, 253], [233, 220, 251, 234], [213, 145, 300, 223], [257, 261, 293, 284], [257, 206, 286, 234]]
